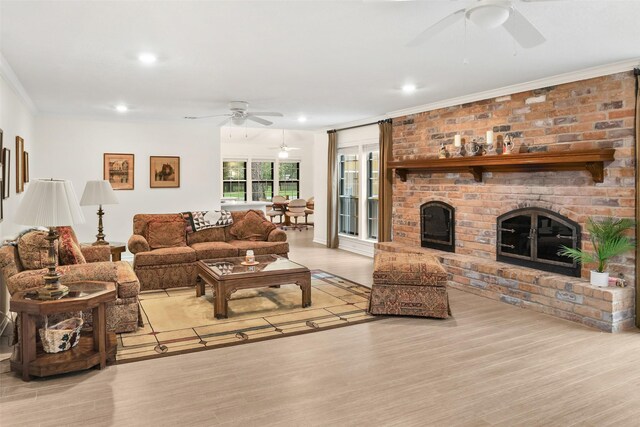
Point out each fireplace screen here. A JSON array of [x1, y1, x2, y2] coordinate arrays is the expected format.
[[420, 201, 455, 252], [497, 207, 581, 277]]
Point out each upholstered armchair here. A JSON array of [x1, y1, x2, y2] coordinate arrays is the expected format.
[[0, 228, 141, 333]]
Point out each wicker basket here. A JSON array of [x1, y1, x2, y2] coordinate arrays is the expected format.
[[38, 317, 84, 353]]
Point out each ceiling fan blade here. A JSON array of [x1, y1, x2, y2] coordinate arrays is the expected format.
[[247, 112, 284, 117], [246, 116, 273, 126], [184, 114, 230, 120], [406, 8, 465, 47], [502, 8, 546, 48], [520, 0, 562, 2], [218, 117, 231, 127], [285, 147, 301, 151]]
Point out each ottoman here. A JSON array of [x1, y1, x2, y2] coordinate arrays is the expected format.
[[369, 252, 451, 318]]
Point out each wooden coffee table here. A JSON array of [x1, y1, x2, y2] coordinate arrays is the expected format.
[[196, 255, 311, 319]]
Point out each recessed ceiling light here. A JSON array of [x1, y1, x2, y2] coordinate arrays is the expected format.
[[115, 104, 128, 112], [138, 53, 157, 64], [402, 84, 417, 93], [298, 116, 307, 123]]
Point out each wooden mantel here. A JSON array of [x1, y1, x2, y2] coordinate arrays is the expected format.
[[387, 149, 615, 183]]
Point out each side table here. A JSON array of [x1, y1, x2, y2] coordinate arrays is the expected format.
[[82, 241, 126, 261], [10, 281, 117, 381]]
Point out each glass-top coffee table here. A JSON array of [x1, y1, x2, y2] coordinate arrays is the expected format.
[[196, 255, 311, 319]]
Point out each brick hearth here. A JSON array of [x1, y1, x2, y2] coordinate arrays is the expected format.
[[376, 242, 634, 332], [390, 71, 637, 331]]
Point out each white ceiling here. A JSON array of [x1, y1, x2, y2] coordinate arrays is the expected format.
[[1, 0, 639, 129]]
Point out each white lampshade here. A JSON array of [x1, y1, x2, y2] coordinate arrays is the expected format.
[[467, 5, 511, 29], [278, 150, 289, 159], [80, 180, 119, 206], [16, 179, 85, 227]]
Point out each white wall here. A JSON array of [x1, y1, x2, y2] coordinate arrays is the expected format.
[[220, 127, 316, 199], [0, 76, 36, 239], [34, 116, 221, 248], [0, 71, 37, 336]]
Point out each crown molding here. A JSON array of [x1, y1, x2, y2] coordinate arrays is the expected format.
[[385, 58, 640, 119], [0, 53, 37, 115]]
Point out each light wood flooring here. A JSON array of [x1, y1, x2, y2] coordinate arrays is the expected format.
[[2, 229, 640, 426]]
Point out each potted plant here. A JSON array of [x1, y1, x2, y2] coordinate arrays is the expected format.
[[558, 217, 635, 287]]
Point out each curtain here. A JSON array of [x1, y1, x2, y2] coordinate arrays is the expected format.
[[326, 130, 339, 248], [378, 119, 393, 242], [634, 69, 639, 328]]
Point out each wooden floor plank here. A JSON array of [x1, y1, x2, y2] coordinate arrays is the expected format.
[[1, 229, 639, 426]]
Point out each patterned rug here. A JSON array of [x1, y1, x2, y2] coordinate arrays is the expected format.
[[116, 270, 379, 363]]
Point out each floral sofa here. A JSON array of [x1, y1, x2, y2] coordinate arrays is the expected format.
[[128, 210, 289, 291], [0, 228, 141, 333]]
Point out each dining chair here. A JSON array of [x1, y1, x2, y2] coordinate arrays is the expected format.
[[267, 195, 287, 223], [285, 199, 308, 231], [305, 196, 314, 225]]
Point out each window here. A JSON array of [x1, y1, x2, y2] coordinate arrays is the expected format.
[[338, 153, 359, 236], [251, 161, 274, 201], [222, 161, 247, 201], [278, 161, 300, 199], [367, 150, 379, 239]]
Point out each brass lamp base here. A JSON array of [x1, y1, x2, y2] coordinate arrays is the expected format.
[[37, 228, 69, 300], [92, 205, 109, 246]]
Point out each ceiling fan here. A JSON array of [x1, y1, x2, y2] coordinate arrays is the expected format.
[[269, 130, 301, 159], [184, 101, 283, 126], [407, 0, 548, 49]]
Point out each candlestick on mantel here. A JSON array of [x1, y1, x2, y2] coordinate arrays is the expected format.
[[486, 130, 494, 146], [454, 135, 461, 147]]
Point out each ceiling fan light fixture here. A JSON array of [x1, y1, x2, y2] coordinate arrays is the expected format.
[[466, 3, 511, 29], [278, 150, 289, 159]]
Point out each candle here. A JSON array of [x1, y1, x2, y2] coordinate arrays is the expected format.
[[454, 135, 461, 147], [486, 130, 494, 146]]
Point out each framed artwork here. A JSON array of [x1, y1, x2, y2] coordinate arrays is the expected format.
[[150, 156, 180, 188], [2, 148, 9, 200], [23, 151, 29, 183], [16, 136, 24, 193], [103, 153, 135, 190]]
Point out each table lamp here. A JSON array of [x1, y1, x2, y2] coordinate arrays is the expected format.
[[15, 179, 85, 299], [80, 180, 119, 245]]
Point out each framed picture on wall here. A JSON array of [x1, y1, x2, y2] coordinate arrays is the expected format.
[[103, 153, 134, 190], [23, 151, 29, 183], [150, 156, 180, 188], [16, 136, 24, 193], [2, 148, 10, 200]]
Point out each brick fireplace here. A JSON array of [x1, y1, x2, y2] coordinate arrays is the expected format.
[[385, 71, 637, 332]]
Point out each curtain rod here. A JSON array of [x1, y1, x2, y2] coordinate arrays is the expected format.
[[327, 118, 392, 134]]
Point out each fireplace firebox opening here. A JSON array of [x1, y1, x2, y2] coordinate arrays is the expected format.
[[497, 207, 581, 277], [420, 201, 455, 252]]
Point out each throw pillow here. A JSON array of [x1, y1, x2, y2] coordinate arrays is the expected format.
[[229, 210, 276, 241], [57, 226, 86, 265], [17, 231, 59, 270], [147, 220, 187, 249]]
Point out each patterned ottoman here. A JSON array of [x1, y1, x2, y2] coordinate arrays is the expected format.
[[369, 252, 451, 318]]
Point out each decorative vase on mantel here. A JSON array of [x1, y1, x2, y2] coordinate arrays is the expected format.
[[590, 270, 609, 287]]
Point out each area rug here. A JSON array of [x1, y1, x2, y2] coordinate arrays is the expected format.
[[116, 270, 379, 363]]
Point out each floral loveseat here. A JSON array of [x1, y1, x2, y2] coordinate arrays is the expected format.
[[0, 228, 141, 333], [128, 209, 289, 291]]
